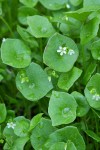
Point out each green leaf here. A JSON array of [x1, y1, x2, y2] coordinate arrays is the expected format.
[[43, 33, 79, 72], [70, 0, 82, 6], [1, 38, 31, 68], [29, 113, 43, 131], [17, 25, 38, 48], [16, 62, 53, 101], [58, 67, 82, 91], [39, 0, 68, 10], [83, 0, 100, 7], [90, 39, 100, 60], [3, 127, 17, 147], [65, 7, 100, 21], [11, 136, 29, 150], [14, 116, 30, 137], [82, 63, 97, 85], [49, 142, 67, 150], [18, 6, 38, 25], [67, 140, 77, 150], [84, 73, 100, 110], [0, 103, 7, 123], [19, 0, 38, 7], [80, 17, 100, 44], [30, 118, 56, 150], [27, 15, 55, 38], [60, 18, 81, 38], [71, 91, 90, 117], [45, 126, 86, 150], [48, 91, 77, 126], [84, 130, 100, 142]]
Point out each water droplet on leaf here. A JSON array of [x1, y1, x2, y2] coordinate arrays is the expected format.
[[41, 27, 47, 33], [62, 107, 70, 117], [29, 83, 35, 89]]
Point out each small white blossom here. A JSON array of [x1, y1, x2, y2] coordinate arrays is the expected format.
[[66, 17, 69, 21], [2, 38, 6, 42], [68, 49, 75, 55], [66, 4, 70, 9], [21, 77, 29, 84], [57, 46, 67, 56], [7, 122, 16, 129], [48, 76, 51, 82], [92, 94, 100, 101]]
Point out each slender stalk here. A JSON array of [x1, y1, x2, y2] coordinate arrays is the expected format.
[[0, 16, 14, 37]]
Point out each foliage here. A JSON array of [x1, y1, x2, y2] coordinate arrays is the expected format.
[[0, 0, 100, 149]]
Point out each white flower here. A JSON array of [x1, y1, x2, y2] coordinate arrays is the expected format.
[[68, 49, 75, 55], [7, 122, 16, 129], [66, 4, 70, 9], [48, 76, 51, 82], [57, 46, 67, 56], [92, 94, 100, 101], [21, 77, 29, 84], [2, 38, 6, 42]]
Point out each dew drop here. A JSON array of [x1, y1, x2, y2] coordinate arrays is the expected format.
[[29, 83, 35, 89], [62, 107, 70, 117], [41, 27, 47, 33], [39, 121, 43, 128]]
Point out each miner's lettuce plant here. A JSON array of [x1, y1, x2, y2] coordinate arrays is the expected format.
[[0, 0, 100, 149]]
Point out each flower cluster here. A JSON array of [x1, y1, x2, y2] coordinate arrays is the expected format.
[[57, 46, 75, 56], [7, 122, 16, 129], [57, 46, 67, 56], [20, 73, 29, 84], [90, 88, 100, 101], [92, 94, 100, 101]]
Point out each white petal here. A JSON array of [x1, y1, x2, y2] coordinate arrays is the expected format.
[[63, 47, 67, 50], [60, 52, 64, 56], [63, 51, 66, 54], [66, 4, 70, 9], [59, 46, 62, 49], [2, 38, 6, 42], [57, 49, 62, 53]]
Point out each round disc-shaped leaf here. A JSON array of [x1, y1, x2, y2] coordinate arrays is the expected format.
[[67, 140, 77, 150], [1, 39, 31, 68], [45, 126, 86, 150], [71, 91, 90, 117], [14, 116, 30, 137], [49, 142, 67, 150], [27, 15, 55, 38], [70, 0, 82, 6], [16, 62, 53, 101], [43, 33, 79, 72], [58, 67, 82, 91], [11, 136, 29, 150], [91, 39, 100, 60], [84, 73, 100, 110], [19, 0, 38, 7], [18, 6, 38, 25], [30, 118, 56, 150], [48, 91, 77, 126], [39, 0, 68, 10]]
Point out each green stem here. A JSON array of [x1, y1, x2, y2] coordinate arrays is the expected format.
[[81, 45, 85, 69], [0, 16, 14, 37]]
